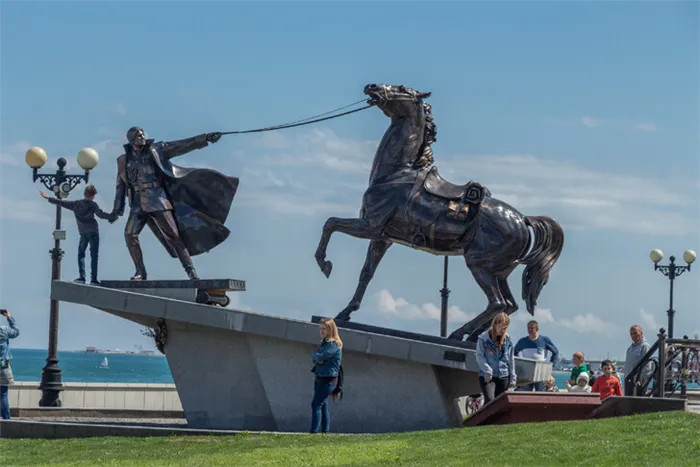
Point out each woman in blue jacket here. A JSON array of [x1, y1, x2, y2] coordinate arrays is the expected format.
[[310, 318, 343, 433], [475, 312, 516, 404], [0, 309, 19, 420]]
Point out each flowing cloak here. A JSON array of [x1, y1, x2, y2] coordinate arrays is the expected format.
[[113, 136, 239, 258]]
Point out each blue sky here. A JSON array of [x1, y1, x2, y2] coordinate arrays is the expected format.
[[1, 2, 698, 363]]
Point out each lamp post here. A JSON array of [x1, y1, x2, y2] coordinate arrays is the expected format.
[[25, 146, 99, 407], [440, 256, 450, 337], [649, 248, 696, 339]]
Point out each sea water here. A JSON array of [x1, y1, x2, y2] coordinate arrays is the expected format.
[[11, 348, 173, 384], [10, 348, 699, 389]]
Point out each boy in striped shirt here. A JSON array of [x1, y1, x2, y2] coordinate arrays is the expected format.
[[514, 320, 560, 391]]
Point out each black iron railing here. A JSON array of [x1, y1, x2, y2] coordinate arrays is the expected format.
[[624, 328, 700, 399]]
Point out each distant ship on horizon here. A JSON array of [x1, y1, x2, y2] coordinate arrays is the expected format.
[[84, 345, 159, 356]]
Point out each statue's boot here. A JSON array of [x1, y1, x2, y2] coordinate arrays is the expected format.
[[127, 242, 147, 281], [176, 246, 199, 280]]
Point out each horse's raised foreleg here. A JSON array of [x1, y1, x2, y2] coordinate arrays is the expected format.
[[314, 217, 379, 278], [448, 264, 507, 341], [336, 239, 392, 321]]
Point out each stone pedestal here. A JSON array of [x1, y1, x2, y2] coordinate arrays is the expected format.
[[51, 280, 552, 433]]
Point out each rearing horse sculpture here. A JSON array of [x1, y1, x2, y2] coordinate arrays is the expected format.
[[314, 84, 564, 342]]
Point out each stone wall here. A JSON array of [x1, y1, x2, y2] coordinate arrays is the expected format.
[[8, 382, 182, 411]]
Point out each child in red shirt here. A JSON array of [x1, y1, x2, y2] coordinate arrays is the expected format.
[[592, 359, 623, 400]]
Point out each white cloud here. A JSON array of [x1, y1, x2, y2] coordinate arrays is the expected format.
[[0, 197, 52, 223], [238, 188, 359, 218], [515, 307, 616, 337], [90, 138, 124, 160], [375, 290, 616, 338], [235, 128, 697, 235], [639, 309, 659, 332], [515, 307, 556, 325], [580, 116, 602, 128], [442, 153, 697, 236], [0, 140, 33, 166], [237, 167, 359, 217], [580, 115, 657, 132], [257, 128, 375, 174], [557, 313, 617, 337], [631, 122, 657, 132], [376, 289, 474, 322]]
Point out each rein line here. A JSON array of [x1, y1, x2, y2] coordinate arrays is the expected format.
[[219, 99, 373, 136]]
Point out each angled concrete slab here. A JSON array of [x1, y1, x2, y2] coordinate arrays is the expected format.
[[464, 392, 602, 427], [51, 280, 551, 433], [588, 396, 687, 419]]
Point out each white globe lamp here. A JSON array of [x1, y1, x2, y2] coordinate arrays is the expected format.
[[25, 147, 48, 169], [649, 249, 663, 264], [77, 148, 99, 171]]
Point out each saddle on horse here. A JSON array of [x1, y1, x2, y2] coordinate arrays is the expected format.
[[422, 167, 489, 221]]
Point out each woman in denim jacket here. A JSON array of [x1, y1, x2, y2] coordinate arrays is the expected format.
[[475, 312, 516, 404], [0, 309, 19, 420], [310, 318, 343, 433]]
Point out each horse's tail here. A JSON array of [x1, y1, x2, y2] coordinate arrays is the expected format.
[[521, 216, 564, 315]]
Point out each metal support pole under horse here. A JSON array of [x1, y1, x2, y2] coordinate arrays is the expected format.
[[440, 256, 450, 337]]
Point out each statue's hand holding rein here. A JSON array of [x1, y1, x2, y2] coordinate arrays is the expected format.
[[206, 132, 222, 144]]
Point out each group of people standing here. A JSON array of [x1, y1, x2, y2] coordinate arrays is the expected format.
[[473, 314, 631, 405], [312, 312, 636, 432]]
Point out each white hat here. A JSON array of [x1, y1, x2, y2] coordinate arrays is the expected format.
[[577, 372, 589, 382]]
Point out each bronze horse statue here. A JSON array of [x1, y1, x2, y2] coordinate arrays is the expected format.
[[314, 84, 564, 342]]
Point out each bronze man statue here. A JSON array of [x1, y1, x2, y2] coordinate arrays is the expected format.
[[112, 127, 239, 280]]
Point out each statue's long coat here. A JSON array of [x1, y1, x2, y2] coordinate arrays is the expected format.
[[113, 136, 239, 258]]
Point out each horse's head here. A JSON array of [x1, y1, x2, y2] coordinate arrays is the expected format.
[[364, 84, 431, 119]]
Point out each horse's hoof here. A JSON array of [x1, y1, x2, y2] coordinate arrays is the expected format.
[[334, 311, 351, 321], [321, 261, 333, 278], [448, 330, 465, 341]]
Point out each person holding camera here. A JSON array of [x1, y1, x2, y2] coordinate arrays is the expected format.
[[0, 309, 19, 419]]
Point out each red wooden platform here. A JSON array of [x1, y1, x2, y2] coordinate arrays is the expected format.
[[464, 391, 602, 427]]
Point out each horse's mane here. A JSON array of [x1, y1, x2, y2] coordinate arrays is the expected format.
[[412, 102, 437, 170]]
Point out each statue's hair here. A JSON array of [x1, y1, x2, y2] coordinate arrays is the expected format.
[[413, 102, 437, 169]]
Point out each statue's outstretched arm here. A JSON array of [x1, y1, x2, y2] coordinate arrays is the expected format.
[[160, 132, 222, 160]]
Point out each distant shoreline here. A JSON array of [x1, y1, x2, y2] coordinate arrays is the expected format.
[[14, 347, 163, 356]]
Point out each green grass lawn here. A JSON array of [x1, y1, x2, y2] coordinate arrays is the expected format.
[[2, 412, 699, 467]]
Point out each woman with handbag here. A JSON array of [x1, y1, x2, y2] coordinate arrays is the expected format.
[[310, 318, 343, 433], [475, 312, 516, 404], [0, 309, 19, 420]]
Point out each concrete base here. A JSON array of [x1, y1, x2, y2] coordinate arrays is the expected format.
[[10, 407, 184, 419], [0, 420, 253, 439], [51, 280, 551, 433]]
